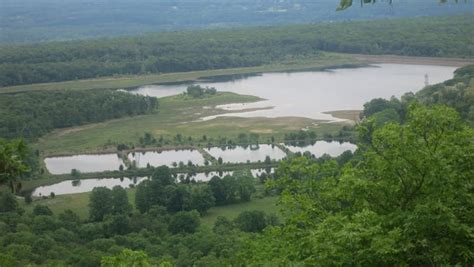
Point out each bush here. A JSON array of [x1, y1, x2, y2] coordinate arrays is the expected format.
[[168, 210, 200, 234], [33, 205, 53, 216]]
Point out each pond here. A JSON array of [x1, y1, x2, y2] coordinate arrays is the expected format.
[[32, 177, 147, 197], [128, 149, 206, 168], [130, 64, 455, 121], [285, 141, 357, 158], [44, 154, 125, 175], [32, 167, 275, 196], [205, 144, 287, 163]]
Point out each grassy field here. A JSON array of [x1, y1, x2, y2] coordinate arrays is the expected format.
[[201, 196, 280, 226], [21, 187, 279, 227], [35, 92, 346, 156], [0, 53, 361, 94]]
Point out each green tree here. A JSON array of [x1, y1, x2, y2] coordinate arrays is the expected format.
[[165, 184, 191, 213], [168, 210, 200, 234], [89, 187, 113, 221], [104, 214, 131, 236], [189, 185, 215, 214], [235, 171, 256, 202], [33, 205, 53, 216], [135, 180, 152, 214], [0, 191, 19, 213], [234, 210, 268, 233], [111, 186, 132, 215], [208, 176, 226, 205], [239, 105, 474, 265], [101, 249, 152, 267], [0, 139, 29, 193]]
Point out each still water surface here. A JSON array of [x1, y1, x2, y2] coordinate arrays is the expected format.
[[175, 171, 234, 182], [205, 144, 287, 163], [32, 177, 146, 197], [130, 64, 455, 121], [128, 149, 206, 168], [285, 141, 357, 157], [45, 154, 124, 175], [32, 168, 275, 195]]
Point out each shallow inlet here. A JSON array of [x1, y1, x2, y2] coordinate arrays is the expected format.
[[130, 64, 455, 121]]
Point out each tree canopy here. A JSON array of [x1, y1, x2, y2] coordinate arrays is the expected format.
[[238, 104, 474, 265]]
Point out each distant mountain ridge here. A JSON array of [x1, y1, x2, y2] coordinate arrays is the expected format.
[[1, 0, 472, 43]]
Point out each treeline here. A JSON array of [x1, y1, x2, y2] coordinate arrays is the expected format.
[[0, 90, 158, 139], [1, 15, 472, 87], [134, 167, 255, 214]]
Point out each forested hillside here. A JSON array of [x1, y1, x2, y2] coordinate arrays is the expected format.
[[1, 15, 472, 87], [416, 65, 474, 125], [0, 90, 158, 140], [1, 0, 471, 43]]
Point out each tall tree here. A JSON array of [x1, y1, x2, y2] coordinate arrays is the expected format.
[[111, 186, 132, 215], [0, 139, 29, 193], [89, 187, 113, 222]]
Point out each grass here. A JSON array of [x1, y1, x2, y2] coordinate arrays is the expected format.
[[35, 91, 347, 156], [0, 53, 362, 94], [201, 196, 280, 226], [21, 188, 138, 219], [20, 186, 279, 227]]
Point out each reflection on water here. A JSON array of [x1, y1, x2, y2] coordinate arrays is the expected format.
[[128, 149, 206, 168], [32, 167, 278, 196], [251, 168, 275, 178], [205, 144, 287, 163], [32, 177, 147, 196], [44, 154, 125, 175], [175, 171, 234, 182], [130, 64, 455, 121], [285, 141, 357, 157]]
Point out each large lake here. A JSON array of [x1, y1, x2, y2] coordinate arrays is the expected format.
[[130, 64, 455, 120]]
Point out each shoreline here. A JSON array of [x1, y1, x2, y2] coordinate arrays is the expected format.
[[2, 54, 471, 94], [352, 54, 473, 67]]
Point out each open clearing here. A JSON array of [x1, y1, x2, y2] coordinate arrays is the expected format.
[[35, 92, 346, 156], [21, 188, 279, 227]]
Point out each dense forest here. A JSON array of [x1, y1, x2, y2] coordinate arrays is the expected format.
[[1, 0, 471, 43], [0, 90, 158, 139], [0, 100, 472, 266], [1, 15, 472, 87]]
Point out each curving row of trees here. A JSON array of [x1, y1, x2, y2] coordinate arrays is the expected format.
[[0, 90, 158, 140]]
